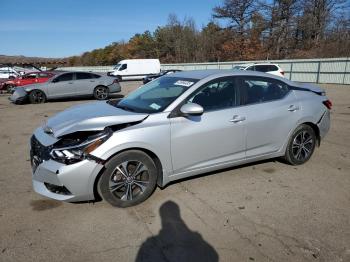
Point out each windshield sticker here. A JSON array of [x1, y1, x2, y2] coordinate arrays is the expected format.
[[174, 80, 195, 87], [150, 103, 161, 110]]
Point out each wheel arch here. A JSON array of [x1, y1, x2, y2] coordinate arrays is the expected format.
[[92, 147, 164, 201], [94, 85, 109, 91], [301, 122, 321, 146], [29, 89, 47, 102]]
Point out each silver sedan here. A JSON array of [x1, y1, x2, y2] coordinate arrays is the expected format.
[[10, 71, 121, 104], [30, 70, 331, 207]]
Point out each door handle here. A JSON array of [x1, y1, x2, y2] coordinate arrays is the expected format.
[[230, 115, 246, 123], [90, 80, 95, 82], [68, 82, 73, 84], [288, 105, 300, 112]]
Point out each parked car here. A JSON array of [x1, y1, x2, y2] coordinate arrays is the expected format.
[[233, 63, 285, 77], [30, 70, 331, 207], [9, 71, 121, 104], [0, 67, 20, 79], [108, 59, 161, 81], [143, 69, 182, 84], [3, 72, 56, 93]]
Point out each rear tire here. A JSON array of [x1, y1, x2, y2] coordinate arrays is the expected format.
[[29, 90, 47, 104], [284, 124, 316, 165], [98, 150, 158, 207], [93, 86, 109, 100]]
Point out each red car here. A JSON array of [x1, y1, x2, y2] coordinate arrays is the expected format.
[[2, 72, 55, 92]]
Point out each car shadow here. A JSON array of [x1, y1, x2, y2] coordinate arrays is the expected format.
[[135, 201, 219, 262]]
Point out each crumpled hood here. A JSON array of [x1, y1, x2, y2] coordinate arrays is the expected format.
[[45, 101, 148, 137]]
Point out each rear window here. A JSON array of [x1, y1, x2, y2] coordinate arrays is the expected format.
[[254, 65, 278, 72], [38, 73, 49, 78]]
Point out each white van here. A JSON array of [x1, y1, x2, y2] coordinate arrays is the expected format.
[[108, 59, 161, 81]]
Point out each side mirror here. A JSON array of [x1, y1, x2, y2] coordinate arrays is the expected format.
[[52, 78, 59, 83], [180, 103, 204, 116]]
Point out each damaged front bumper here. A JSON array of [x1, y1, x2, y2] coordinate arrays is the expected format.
[[30, 127, 104, 202], [9, 88, 28, 104], [32, 159, 104, 202]]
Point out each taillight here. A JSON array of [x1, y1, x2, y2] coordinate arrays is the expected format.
[[323, 100, 332, 110]]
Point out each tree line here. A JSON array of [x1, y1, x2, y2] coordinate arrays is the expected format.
[[68, 0, 350, 66]]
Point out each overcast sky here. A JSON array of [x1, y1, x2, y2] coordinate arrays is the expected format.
[[0, 0, 222, 58]]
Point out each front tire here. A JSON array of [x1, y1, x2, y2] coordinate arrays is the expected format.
[[284, 124, 316, 165], [29, 90, 47, 104], [93, 86, 109, 100], [98, 150, 158, 207]]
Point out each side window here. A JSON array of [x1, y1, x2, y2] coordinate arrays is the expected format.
[[238, 77, 289, 105], [268, 65, 278, 71], [246, 66, 255, 71], [254, 65, 270, 72], [118, 64, 127, 71], [91, 73, 101, 78], [187, 78, 238, 112], [27, 74, 37, 79], [54, 73, 73, 82], [76, 72, 92, 80], [38, 73, 49, 78]]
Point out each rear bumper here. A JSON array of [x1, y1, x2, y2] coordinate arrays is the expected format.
[[108, 82, 121, 93], [317, 110, 330, 140]]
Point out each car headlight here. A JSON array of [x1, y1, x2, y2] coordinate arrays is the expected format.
[[50, 128, 112, 164]]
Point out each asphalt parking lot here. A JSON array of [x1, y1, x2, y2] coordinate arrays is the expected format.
[[0, 81, 349, 262]]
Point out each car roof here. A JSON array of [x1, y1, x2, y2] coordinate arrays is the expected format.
[[169, 69, 286, 81], [53, 71, 102, 76], [236, 63, 280, 67]]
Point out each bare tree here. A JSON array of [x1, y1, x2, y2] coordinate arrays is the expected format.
[[213, 0, 258, 58]]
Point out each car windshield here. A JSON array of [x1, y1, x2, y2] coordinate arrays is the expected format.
[[113, 64, 121, 70], [115, 76, 198, 113]]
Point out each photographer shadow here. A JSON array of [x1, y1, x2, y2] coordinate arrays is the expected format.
[[135, 201, 218, 262]]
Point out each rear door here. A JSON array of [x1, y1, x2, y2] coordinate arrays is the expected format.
[[74, 72, 97, 95], [235, 76, 301, 157], [47, 73, 75, 98]]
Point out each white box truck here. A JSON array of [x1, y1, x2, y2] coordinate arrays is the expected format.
[[108, 59, 161, 81]]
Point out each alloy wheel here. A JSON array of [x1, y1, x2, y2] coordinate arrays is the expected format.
[[108, 160, 150, 201], [95, 87, 108, 100], [292, 130, 314, 161], [32, 90, 45, 103]]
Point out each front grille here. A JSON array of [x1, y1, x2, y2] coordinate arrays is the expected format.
[[30, 135, 52, 169]]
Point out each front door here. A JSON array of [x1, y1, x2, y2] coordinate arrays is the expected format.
[[170, 77, 246, 176], [47, 73, 76, 98]]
